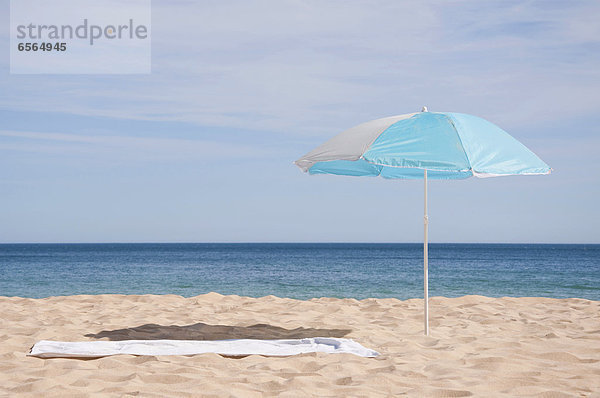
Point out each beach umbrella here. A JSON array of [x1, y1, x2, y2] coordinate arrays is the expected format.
[[294, 107, 551, 335]]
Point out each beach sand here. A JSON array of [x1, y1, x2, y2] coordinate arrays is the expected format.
[[1, 293, 599, 397]]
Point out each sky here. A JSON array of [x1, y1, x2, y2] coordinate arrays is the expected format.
[[1, 0, 599, 243]]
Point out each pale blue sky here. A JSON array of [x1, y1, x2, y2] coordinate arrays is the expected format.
[[1, 0, 599, 243]]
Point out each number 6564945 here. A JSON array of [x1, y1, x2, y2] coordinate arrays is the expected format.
[[17, 42, 66, 51]]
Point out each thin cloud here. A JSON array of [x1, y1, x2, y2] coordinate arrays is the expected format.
[[0, 130, 273, 161], [0, 1, 598, 136]]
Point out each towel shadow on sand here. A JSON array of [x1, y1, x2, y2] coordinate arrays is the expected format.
[[84, 323, 351, 341]]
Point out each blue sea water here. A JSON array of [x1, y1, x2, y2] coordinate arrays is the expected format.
[[0, 243, 599, 300]]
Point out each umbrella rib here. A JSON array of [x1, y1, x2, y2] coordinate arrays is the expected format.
[[443, 114, 473, 174]]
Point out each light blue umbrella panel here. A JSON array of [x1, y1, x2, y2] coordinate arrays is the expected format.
[[295, 108, 551, 335]]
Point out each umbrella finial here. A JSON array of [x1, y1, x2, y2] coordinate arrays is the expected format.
[[421, 106, 428, 112]]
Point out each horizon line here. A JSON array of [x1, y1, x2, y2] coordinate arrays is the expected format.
[[0, 241, 597, 245]]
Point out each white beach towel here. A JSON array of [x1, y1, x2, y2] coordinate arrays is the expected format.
[[29, 338, 379, 358]]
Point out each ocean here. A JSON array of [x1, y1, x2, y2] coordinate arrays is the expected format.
[[1, 243, 599, 300]]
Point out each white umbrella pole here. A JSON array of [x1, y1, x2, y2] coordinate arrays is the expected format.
[[424, 169, 429, 336]]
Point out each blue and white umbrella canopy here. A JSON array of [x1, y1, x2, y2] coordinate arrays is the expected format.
[[295, 109, 551, 336], [295, 110, 551, 179]]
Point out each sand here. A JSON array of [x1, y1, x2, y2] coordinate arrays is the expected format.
[[1, 293, 599, 397]]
